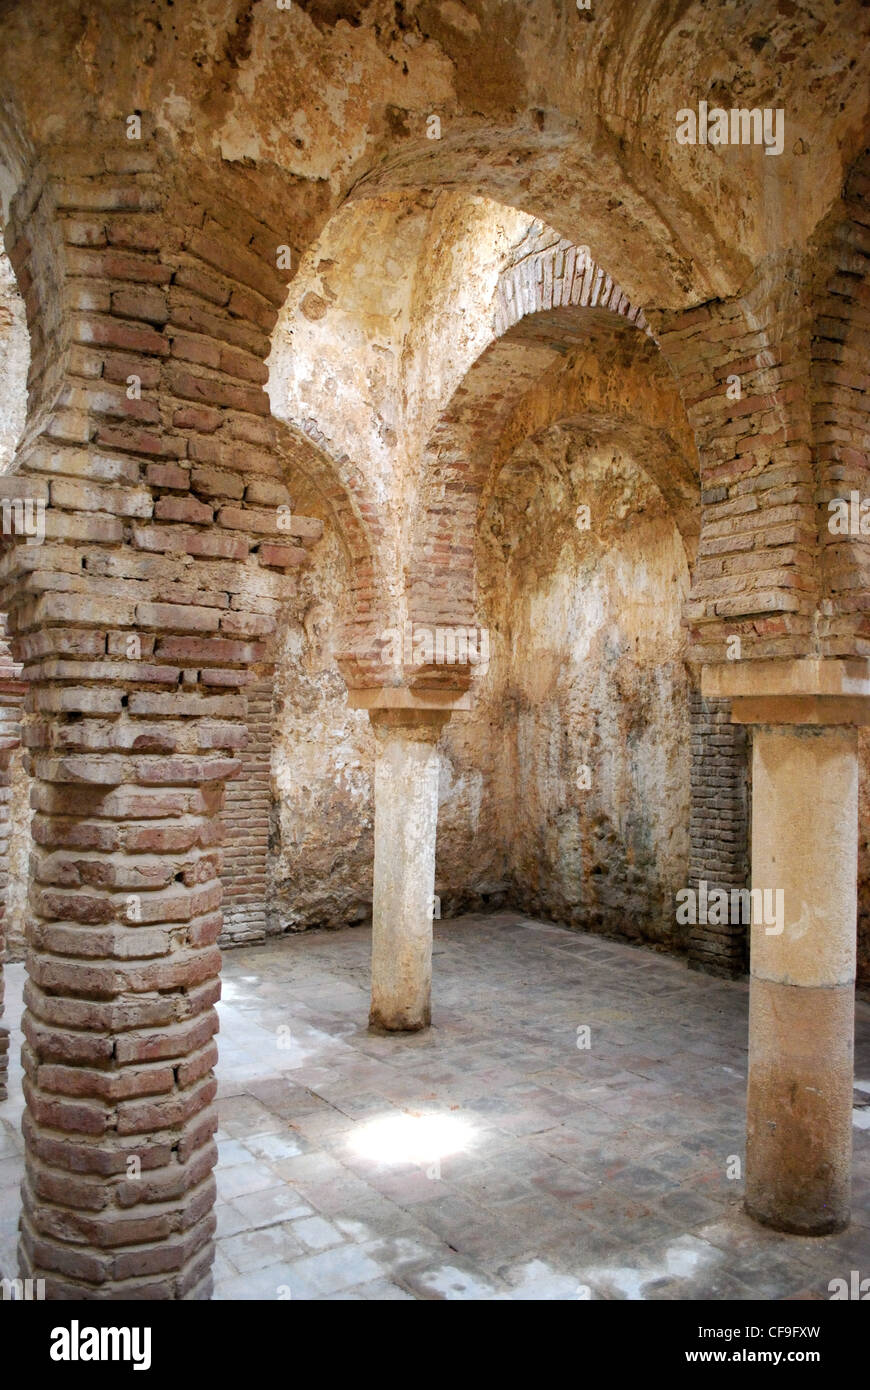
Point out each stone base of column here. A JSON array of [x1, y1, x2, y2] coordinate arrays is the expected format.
[[369, 1007, 431, 1035], [746, 977, 853, 1235]]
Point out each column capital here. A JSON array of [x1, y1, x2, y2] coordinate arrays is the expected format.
[[701, 657, 870, 724], [349, 686, 471, 714], [368, 707, 451, 740]]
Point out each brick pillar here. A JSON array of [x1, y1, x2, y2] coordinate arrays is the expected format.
[[656, 260, 818, 666], [0, 614, 26, 1101], [220, 675, 272, 947], [687, 687, 751, 976], [0, 144, 321, 1296]]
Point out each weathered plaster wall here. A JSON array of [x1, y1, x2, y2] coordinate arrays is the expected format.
[[478, 423, 692, 945], [0, 248, 28, 469], [268, 512, 375, 932]]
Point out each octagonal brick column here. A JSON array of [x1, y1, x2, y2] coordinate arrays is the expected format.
[[0, 147, 320, 1296]]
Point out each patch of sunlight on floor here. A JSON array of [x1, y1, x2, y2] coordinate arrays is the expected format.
[[348, 1112, 477, 1166]]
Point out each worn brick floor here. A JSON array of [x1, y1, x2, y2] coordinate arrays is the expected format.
[[2, 912, 869, 1299]]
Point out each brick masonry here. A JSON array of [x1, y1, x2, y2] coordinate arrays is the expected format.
[[812, 150, 870, 659], [220, 677, 272, 947], [687, 688, 751, 977]]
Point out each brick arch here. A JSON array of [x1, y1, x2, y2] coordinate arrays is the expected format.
[[405, 236, 694, 674], [270, 416, 392, 687], [809, 146, 870, 659], [264, 187, 542, 692], [346, 132, 717, 313], [266, 193, 441, 691], [402, 199, 863, 669], [491, 233, 651, 341]]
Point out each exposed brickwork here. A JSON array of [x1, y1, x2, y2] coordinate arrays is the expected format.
[[220, 677, 272, 947], [407, 230, 693, 692], [654, 263, 818, 663], [408, 219, 845, 680], [282, 418, 393, 693], [0, 144, 322, 1298], [494, 227, 650, 338], [812, 150, 870, 658], [687, 689, 751, 978]]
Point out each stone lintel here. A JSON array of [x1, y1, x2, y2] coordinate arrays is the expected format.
[[702, 659, 870, 724], [730, 696, 870, 725]]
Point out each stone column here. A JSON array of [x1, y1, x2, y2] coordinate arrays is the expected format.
[[369, 709, 448, 1032], [703, 658, 870, 1235], [745, 725, 856, 1233]]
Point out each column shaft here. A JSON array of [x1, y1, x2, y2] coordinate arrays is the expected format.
[[746, 725, 856, 1234], [369, 711, 446, 1032]]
